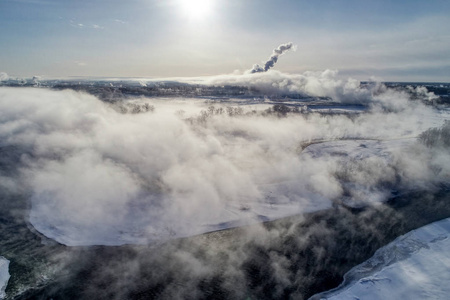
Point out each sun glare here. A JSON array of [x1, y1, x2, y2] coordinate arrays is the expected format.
[[178, 0, 214, 20]]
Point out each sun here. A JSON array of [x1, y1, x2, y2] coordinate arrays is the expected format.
[[178, 0, 214, 20]]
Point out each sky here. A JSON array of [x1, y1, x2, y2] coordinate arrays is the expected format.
[[0, 0, 449, 82]]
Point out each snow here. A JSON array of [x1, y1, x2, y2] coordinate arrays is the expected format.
[[30, 191, 333, 246], [303, 138, 414, 160], [0, 257, 10, 299], [308, 104, 367, 114], [311, 217, 450, 300]]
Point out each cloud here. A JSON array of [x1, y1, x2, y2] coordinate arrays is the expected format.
[[69, 21, 85, 29], [114, 19, 128, 24], [70, 20, 105, 30], [203, 69, 372, 104]]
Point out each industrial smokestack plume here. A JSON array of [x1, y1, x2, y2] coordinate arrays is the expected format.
[[250, 42, 295, 73]]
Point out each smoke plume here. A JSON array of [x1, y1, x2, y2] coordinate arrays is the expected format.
[[250, 42, 295, 73]]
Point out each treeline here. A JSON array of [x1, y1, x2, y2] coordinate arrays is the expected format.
[[186, 104, 311, 125], [190, 106, 246, 124], [51, 84, 253, 102], [265, 104, 309, 116], [114, 102, 155, 114]]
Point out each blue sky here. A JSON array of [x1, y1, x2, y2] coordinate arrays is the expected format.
[[1, 0, 449, 81]]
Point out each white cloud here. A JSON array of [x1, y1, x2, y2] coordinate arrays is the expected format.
[[114, 19, 127, 24], [70, 20, 105, 30]]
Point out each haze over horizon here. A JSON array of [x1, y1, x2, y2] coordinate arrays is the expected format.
[[1, 0, 449, 82]]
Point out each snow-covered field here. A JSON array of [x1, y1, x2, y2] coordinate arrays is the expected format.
[[312, 217, 450, 300]]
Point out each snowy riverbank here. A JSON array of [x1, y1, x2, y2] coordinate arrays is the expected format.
[[0, 257, 10, 299], [311, 217, 450, 299]]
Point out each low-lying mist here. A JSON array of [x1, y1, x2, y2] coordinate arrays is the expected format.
[[0, 70, 448, 247]]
